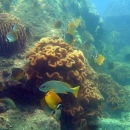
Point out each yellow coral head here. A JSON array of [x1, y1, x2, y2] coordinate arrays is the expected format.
[[94, 54, 105, 65]]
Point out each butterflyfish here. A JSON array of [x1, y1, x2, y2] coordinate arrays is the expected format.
[[45, 90, 62, 110], [40, 97, 54, 114], [39, 80, 80, 98], [10, 68, 25, 81], [6, 31, 18, 42], [75, 19, 81, 27], [63, 33, 74, 45], [0, 98, 17, 110], [94, 54, 105, 65], [40, 96, 62, 121], [2, 0, 11, 12], [54, 21, 62, 29]]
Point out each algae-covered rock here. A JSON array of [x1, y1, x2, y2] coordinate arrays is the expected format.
[[0, 107, 60, 130]]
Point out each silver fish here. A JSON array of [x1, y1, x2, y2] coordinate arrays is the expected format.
[[39, 80, 80, 98]]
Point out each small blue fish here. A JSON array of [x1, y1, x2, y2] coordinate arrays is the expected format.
[[2, 0, 11, 12], [63, 33, 74, 45], [6, 31, 18, 42], [12, 23, 18, 32]]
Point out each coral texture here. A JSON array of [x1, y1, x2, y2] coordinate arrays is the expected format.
[[98, 73, 130, 111], [0, 108, 61, 130], [0, 13, 26, 57], [110, 63, 130, 86], [26, 38, 104, 130], [26, 38, 86, 86]]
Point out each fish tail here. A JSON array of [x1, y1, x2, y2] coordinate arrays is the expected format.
[[71, 86, 80, 98]]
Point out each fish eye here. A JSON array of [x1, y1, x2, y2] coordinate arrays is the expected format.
[[57, 103, 62, 110], [6, 38, 9, 42], [41, 85, 45, 88]]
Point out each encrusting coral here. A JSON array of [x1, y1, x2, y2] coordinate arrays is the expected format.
[[26, 37, 104, 130], [98, 73, 130, 111], [110, 63, 130, 86]]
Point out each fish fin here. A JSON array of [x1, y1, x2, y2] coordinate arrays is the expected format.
[[70, 39, 75, 46], [63, 92, 68, 94], [50, 89, 55, 92], [40, 97, 46, 109], [71, 86, 80, 98], [53, 109, 61, 121]]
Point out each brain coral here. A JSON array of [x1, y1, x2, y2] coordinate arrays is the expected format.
[[26, 38, 104, 130], [26, 37, 86, 86], [0, 13, 26, 57]]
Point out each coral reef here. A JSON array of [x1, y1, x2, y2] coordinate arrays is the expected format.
[[80, 0, 103, 37], [82, 31, 94, 44], [26, 37, 87, 86], [0, 13, 26, 57], [26, 37, 104, 130], [0, 59, 14, 67], [98, 73, 130, 111], [0, 107, 61, 130], [110, 63, 130, 86]]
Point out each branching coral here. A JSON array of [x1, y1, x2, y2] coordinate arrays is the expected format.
[[26, 38, 104, 130]]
